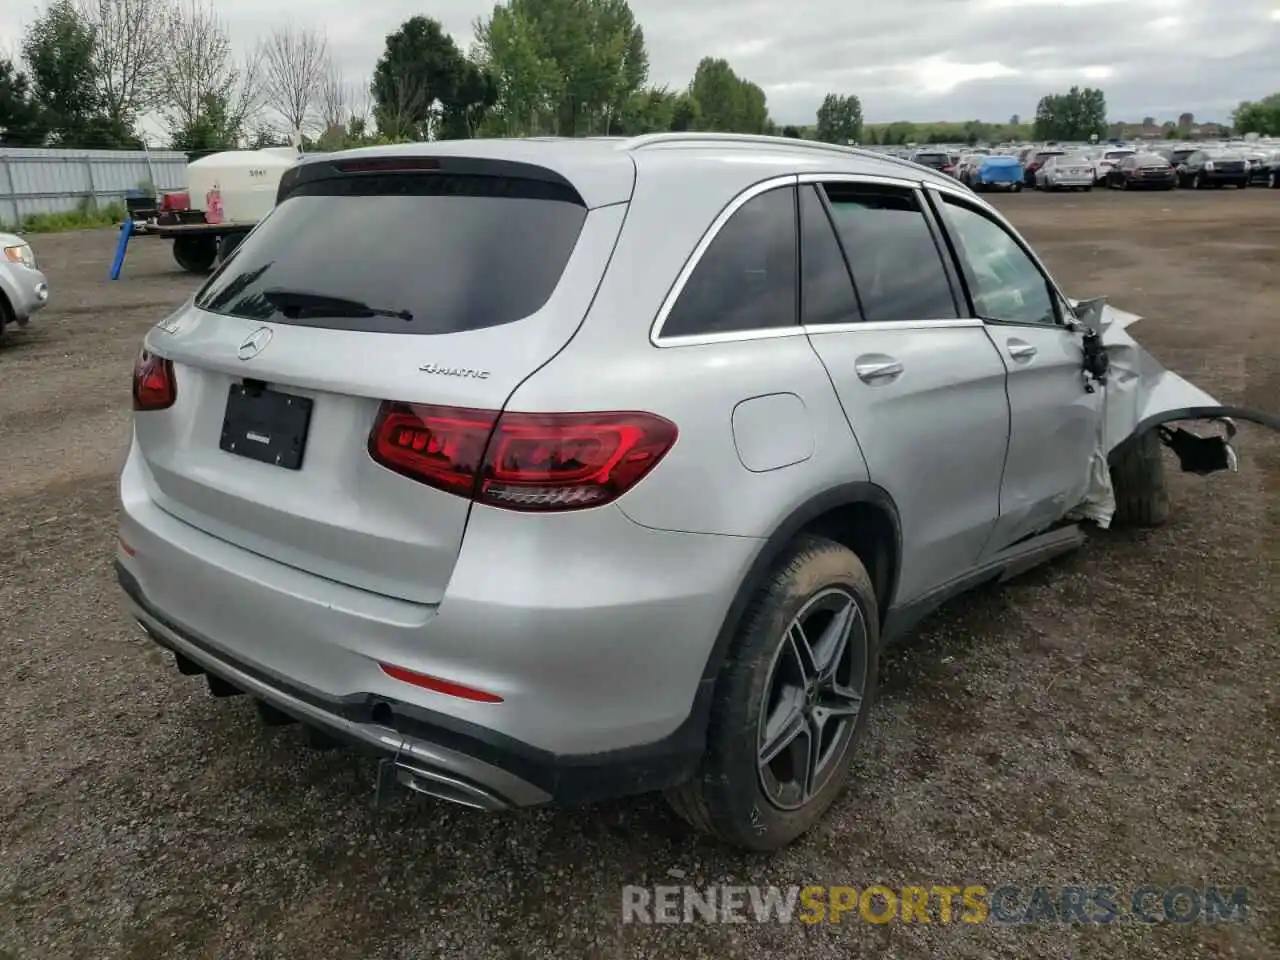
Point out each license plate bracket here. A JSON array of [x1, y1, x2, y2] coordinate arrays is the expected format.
[[219, 382, 313, 470]]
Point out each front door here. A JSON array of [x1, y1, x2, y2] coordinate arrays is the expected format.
[[929, 188, 1103, 554]]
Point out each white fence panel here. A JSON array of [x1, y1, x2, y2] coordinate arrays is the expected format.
[[0, 148, 188, 225]]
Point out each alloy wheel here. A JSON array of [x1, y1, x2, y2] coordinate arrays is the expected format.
[[756, 587, 868, 811]]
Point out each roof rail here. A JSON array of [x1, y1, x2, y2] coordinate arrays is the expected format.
[[621, 132, 935, 177]]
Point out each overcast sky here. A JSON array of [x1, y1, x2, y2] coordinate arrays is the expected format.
[[4, 0, 1279, 125]]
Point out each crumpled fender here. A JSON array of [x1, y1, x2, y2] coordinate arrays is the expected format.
[[1077, 298, 1280, 456], [1062, 298, 1278, 529]]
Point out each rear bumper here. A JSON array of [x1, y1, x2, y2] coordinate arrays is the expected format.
[[119, 560, 715, 808]]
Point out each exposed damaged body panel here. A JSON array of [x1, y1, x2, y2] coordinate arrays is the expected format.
[[1065, 296, 1279, 528]]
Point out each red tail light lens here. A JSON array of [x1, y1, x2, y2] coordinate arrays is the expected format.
[[132, 349, 176, 411], [369, 402, 678, 512]]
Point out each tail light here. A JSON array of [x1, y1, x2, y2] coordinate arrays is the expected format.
[[132, 349, 176, 410], [369, 402, 678, 512]]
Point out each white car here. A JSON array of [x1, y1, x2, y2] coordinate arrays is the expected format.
[[0, 232, 50, 342], [1092, 149, 1136, 184], [1035, 154, 1095, 191]]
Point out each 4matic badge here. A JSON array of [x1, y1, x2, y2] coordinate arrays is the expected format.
[[418, 363, 489, 380]]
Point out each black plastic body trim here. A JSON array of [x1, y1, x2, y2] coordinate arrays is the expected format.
[[278, 154, 584, 207], [117, 562, 708, 805], [1108, 405, 1280, 465]]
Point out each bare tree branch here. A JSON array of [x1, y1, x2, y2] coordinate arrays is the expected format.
[[318, 57, 347, 134], [260, 23, 328, 135], [157, 0, 260, 143], [77, 0, 171, 122]]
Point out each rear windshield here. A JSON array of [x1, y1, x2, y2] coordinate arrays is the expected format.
[[914, 154, 948, 164], [194, 172, 587, 335], [1135, 154, 1169, 166]]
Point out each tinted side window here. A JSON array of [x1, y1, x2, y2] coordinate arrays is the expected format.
[[799, 185, 860, 326], [940, 198, 1057, 326], [662, 186, 798, 338], [821, 183, 958, 322]]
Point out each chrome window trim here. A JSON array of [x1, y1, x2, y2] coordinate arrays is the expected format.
[[651, 170, 974, 349], [649, 174, 799, 347]]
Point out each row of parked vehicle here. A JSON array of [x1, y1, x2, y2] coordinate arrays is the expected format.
[[901, 144, 1280, 194]]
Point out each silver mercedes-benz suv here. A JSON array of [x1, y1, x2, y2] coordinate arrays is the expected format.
[[117, 133, 1269, 851]]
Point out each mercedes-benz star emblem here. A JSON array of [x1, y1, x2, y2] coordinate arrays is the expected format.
[[237, 326, 273, 361]]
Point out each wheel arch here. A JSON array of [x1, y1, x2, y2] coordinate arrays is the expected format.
[[698, 482, 902, 686]]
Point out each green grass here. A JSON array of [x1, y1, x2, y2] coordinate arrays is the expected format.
[[2, 197, 128, 235]]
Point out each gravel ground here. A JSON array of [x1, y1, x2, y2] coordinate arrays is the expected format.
[[1, 189, 1277, 960]]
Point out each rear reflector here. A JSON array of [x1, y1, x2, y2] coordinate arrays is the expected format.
[[334, 157, 441, 173], [368, 402, 678, 512], [378, 662, 503, 703], [132, 348, 176, 411]]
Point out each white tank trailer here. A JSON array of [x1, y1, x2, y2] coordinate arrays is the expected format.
[[155, 147, 302, 274]]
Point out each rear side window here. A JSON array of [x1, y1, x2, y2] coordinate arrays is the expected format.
[[661, 186, 798, 338], [798, 185, 860, 326], [821, 184, 958, 322], [195, 172, 587, 334]]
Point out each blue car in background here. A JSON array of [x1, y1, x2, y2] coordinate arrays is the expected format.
[[970, 155, 1024, 193]]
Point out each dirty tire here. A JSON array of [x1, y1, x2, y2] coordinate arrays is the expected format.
[[664, 535, 880, 852], [1111, 428, 1171, 527]]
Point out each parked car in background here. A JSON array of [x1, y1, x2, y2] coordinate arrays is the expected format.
[[971, 155, 1024, 192], [1157, 146, 1198, 169], [954, 151, 988, 183], [1022, 148, 1066, 186], [1105, 153, 1177, 190], [1034, 153, 1095, 191], [1248, 150, 1280, 188], [1092, 148, 1136, 184], [909, 149, 954, 176], [1175, 150, 1250, 189], [0, 232, 50, 343]]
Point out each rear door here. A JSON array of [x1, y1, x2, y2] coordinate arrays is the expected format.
[[799, 178, 1011, 603], [135, 160, 628, 604], [927, 186, 1102, 554]]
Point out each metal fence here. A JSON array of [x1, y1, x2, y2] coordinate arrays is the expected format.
[[0, 147, 189, 226]]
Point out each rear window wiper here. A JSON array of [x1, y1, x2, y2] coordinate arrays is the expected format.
[[261, 288, 414, 322]]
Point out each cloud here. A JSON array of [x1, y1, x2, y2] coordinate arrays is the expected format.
[[2, 0, 1277, 128]]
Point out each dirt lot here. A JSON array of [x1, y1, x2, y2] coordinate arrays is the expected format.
[[1, 189, 1277, 959]]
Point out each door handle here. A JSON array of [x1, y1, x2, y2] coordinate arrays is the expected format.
[[854, 356, 904, 383], [1007, 339, 1037, 361]]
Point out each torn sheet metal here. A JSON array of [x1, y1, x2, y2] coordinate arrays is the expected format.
[[1063, 296, 1278, 527]]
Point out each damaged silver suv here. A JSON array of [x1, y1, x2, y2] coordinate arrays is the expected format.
[[118, 133, 1278, 852]]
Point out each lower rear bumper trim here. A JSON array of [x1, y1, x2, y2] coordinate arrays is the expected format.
[[117, 560, 710, 807]]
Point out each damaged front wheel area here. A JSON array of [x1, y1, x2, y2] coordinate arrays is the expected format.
[[1110, 418, 1243, 528]]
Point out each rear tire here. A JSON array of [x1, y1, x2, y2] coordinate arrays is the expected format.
[[665, 536, 880, 852], [1110, 429, 1171, 527], [172, 234, 218, 274]]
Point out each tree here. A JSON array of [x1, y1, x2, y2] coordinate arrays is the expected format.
[[372, 16, 473, 140], [21, 0, 131, 146], [1032, 86, 1107, 141], [260, 23, 328, 136], [77, 0, 169, 130], [781, 124, 800, 138], [688, 57, 769, 133], [470, 5, 555, 136], [1177, 111, 1193, 134], [472, 0, 648, 137], [1008, 113, 1019, 126], [668, 90, 700, 131], [158, 0, 261, 150], [1233, 94, 1280, 136], [0, 59, 49, 145], [814, 93, 862, 144]]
